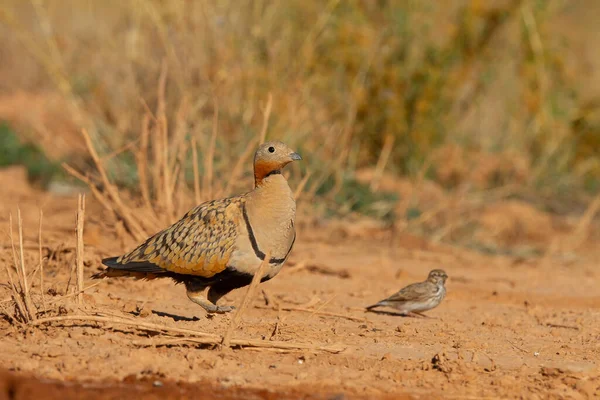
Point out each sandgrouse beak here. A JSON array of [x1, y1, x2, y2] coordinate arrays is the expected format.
[[290, 152, 302, 161]]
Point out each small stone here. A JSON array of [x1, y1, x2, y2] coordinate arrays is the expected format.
[[138, 305, 151, 318], [122, 301, 137, 314]]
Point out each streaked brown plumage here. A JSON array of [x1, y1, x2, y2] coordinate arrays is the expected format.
[[366, 269, 448, 317], [93, 141, 302, 314]]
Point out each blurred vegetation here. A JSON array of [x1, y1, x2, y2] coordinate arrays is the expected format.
[[0, 0, 598, 222], [0, 121, 62, 187]]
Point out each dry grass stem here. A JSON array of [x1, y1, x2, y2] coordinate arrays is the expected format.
[[38, 209, 46, 312], [191, 136, 201, 204], [294, 170, 312, 200], [155, 59, 169, 215], [61, 163, 113, 212], [136, 113, 153, 214], [76, 194, 85, 306], [546, 323, 579, 330], [370, 134, 395, 192], [78, 129, 147, 240], [30, 314, 345, 354], [259, 93, 273, 144], [569, 193, 600, 247], [7, 216, 21, 290], [203, 101, 219, 201], [17, 209, 35, 321], [132, 337, 345, 354], [16, 210, 28, 300], [544, 192, 600, 262], [222, 137, 259, 197], [31, 314, 219, 338], [222, 251, 271, 348], [4, 218, 27, 320], [100, 139, 140, 162], [6, 212, 35, 322], [47, 282, 102, 305]]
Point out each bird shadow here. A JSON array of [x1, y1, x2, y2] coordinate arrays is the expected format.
[[151, 310, 201, 322]]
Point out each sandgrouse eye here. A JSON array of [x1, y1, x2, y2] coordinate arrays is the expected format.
[[268, 146, 275, 153]]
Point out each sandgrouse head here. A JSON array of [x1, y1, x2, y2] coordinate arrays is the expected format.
[[254, 141, 301, 185], [427, 269, 448, 285]]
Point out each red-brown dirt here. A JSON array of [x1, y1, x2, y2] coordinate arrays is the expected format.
[[1, 166, 599, 399]]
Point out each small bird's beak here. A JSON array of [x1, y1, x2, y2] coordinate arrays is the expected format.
[[290, 152, 302, 161]]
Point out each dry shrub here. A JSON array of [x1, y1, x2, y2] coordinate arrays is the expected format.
[[430, 145, 530, 190], [0, 0, 596, 196], [475, 200, 555, 246]]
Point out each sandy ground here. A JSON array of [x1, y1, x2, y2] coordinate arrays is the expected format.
[[0, 166, 599, 399]]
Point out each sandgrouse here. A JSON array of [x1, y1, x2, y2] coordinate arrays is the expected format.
[[93, 141, 301, 314], [366, 269, 448, 317]]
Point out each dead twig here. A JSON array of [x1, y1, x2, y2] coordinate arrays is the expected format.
[[546, 323, 579, 331], [5, 212, 35, 322], [270, 311, 286, 341], [46, 282, 102, 305], [30, 314, 346, 354], [5, 216, 27, 320], [81, 128, 146, 240], [288, 263, 350, 279], [221, 137, 258, 197], [76, 194, 85, 307], [16, 210, 29, 309], [203, 100, 219, 201], [370, 134, 395, 192], [132, 337, 345, 354], [156, 59, 172, 219], [61, 163, 113, 214], [294, 170, 312, 201], [191, 136, 201, 205], [18, 210, 35, 321], [261, 289, 274, 307], [100, 138, 140, 162], [38, 209, 46, 312], [136, 113, 157, 218], [545, 193, 600, 260], [259, 92, 273, 144], [222, 251, 271, 348], [31, 314, 219, 338], [308, 295, 337, 320], [506, 339, 528, 354]]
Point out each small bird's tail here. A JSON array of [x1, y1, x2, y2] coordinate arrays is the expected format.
[[365, 302, 382, 311]]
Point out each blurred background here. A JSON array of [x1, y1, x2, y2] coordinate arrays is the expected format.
[[0, 0, 599, 255]]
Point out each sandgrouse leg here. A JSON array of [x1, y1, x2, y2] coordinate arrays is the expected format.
[[185, 281, 235, 314]]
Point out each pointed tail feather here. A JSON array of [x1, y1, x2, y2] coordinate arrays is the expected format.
[[92, 256, 166, 280], [101, 256, 119, 267], [365, 302, 382, 311]]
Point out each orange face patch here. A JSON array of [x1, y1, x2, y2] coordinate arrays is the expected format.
[[254, 160, 283, 183]]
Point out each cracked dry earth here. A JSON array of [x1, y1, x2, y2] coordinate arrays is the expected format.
[[1, 167, 599, 399]]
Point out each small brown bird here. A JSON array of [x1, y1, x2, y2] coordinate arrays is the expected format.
[[366, 269, 448, 317], [93, 141, 301, 314]]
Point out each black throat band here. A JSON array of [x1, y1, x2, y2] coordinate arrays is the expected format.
[[264, 170, 281, 178]]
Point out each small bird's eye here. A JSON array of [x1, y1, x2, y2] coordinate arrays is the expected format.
[[268, 146, 275, 153]]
